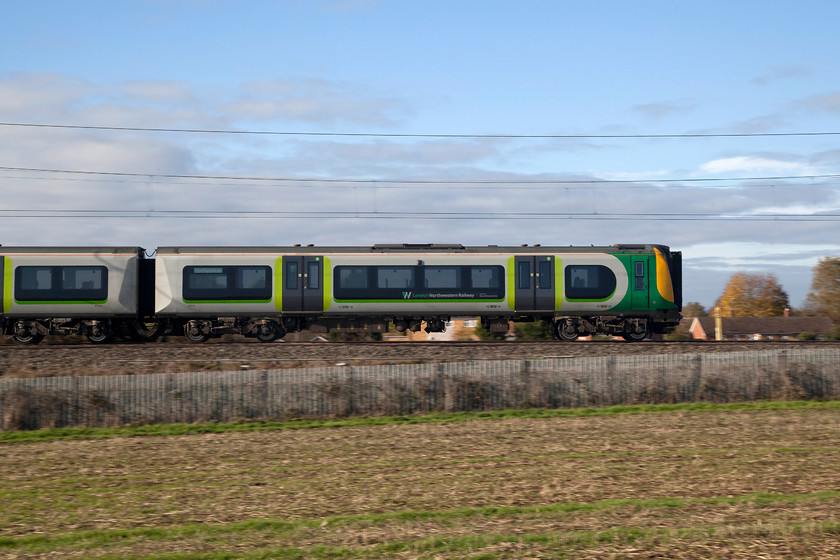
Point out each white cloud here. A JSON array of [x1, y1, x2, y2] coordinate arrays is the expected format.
[[700, 156, 808, 174]]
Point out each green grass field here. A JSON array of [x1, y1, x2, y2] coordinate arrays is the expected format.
[[2, 402, 840, 559]]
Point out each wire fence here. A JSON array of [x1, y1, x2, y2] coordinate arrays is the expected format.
[[2, 348, 839, 430]]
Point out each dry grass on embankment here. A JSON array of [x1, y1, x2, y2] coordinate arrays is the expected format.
[[2, 404, 840, 559]]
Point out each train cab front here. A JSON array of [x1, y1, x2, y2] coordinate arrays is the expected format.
[[653, 245, 683, 328]]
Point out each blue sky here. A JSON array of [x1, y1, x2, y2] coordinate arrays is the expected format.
[[2, 0, 840, 309]]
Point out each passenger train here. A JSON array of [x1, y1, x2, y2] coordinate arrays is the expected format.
[[1, 243, 682, 343]]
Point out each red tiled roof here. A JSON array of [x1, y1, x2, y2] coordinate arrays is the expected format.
[[693, 316, 834, 337]]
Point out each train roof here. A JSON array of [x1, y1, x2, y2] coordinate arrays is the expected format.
[[2, 245, 677, 257], [155, 243, 671, 255], [0, 246, 146, 255]]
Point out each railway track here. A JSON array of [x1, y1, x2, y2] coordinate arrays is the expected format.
[[3, 339, 840, 379]]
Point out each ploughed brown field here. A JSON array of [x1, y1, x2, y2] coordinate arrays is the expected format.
[[2, 406, 840, 558]]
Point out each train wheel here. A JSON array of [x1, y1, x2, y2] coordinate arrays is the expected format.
[[87, 321, 114, 344], [621, 331, 649, 342], [13, 321, 46, 344], [555, 321, 579, 341], [255, 321, 283, 343], [184, 330, 209, 343], [87, 332, 114, 344], [13, 331, 45, 344], [621, 323, 650, 342], [183, 321, 210, 343]]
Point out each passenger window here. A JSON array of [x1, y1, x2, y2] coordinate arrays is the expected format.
[[188, 267, 227, 290], [338, 267, 368, 289], [239, 267, 267, 289], [64, 267, 102, 290], [471, 267, 500, 289], [20, 267, 53, 291], [424, 267, 458, 289], [378, 267, 413, 289]]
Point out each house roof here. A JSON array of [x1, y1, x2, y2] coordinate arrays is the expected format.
[[693, 316, 835, 336]]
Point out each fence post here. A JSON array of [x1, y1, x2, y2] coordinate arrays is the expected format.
[[346, 366, 355, 416], [521, 359, 531, 408], [691, 354, 702, 401], [260, 370, 269, 418]]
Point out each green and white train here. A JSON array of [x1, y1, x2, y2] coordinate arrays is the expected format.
[[1, 243, 682, 343]]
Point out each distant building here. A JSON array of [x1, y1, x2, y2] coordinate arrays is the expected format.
[[689, 316, 835, 341]]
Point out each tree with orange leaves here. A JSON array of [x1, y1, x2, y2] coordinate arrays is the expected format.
[[715, 272, 790, 317], [806, 257, 840, 321]]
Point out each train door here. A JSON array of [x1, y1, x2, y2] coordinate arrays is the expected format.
[[514, 256, 555, 312], [631, 257, 649, 309], [281, 256, 324, 312]]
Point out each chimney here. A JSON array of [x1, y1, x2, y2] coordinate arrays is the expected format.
[[784, 308, 790, 318]]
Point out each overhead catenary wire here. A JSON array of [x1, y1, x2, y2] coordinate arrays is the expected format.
[[2, 165, 839, 188], [5, 173, 838, 191], [1, 209, 837, 222], [2, 121, 840, 139]]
